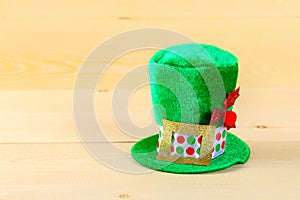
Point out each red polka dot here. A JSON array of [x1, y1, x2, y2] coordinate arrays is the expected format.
[[197, 136, 202, 144], [186, 147, 195, 155], [170, 146, 174, 153], [222, 141, 225, 149], [212, 147, 214, 152], [216, 132, 221, 141], [177, 136, 185, 144], [157, 141, 160, 148]]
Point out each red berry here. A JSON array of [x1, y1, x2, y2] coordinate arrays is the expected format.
[[224, 111, 237, 130]]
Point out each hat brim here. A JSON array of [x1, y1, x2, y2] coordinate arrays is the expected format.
[[131, 132, 250, 174]]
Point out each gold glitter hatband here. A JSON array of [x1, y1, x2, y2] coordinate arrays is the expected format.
[[156, 119, 216, 166]]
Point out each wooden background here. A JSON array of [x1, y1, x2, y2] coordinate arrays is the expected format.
[[1, 0, 300, 199]]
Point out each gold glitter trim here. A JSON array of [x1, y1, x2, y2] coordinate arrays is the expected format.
[[156, 154, 211, 166], [156, 119, 216, 166]]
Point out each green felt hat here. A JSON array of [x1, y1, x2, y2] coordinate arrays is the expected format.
[[131, 44, 250, 173]]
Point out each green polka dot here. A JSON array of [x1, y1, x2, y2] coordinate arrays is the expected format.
[[196, 147, 201, 155], [222, 130, 226, 138], [216, 144, 221, 152], [171, 134, 175, 142], [187, 136, 196, 145], [159, 131, 162, 138], [227, 106, 233, 111], [176, 146, 184, 154]]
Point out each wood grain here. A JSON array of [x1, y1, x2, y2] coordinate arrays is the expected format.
[[0, 141, 299, 199], [1, 88, 300, 143], [1, 1, 300, 89], [0, 0, 300, 199]]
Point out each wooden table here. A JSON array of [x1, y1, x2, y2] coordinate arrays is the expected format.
[[1, 1, 299, 199]]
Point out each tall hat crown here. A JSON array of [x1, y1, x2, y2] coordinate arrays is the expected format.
[[131, 44, 250, 173]]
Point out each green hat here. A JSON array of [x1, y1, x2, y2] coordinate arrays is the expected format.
[[131, 44, 250, 173]]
